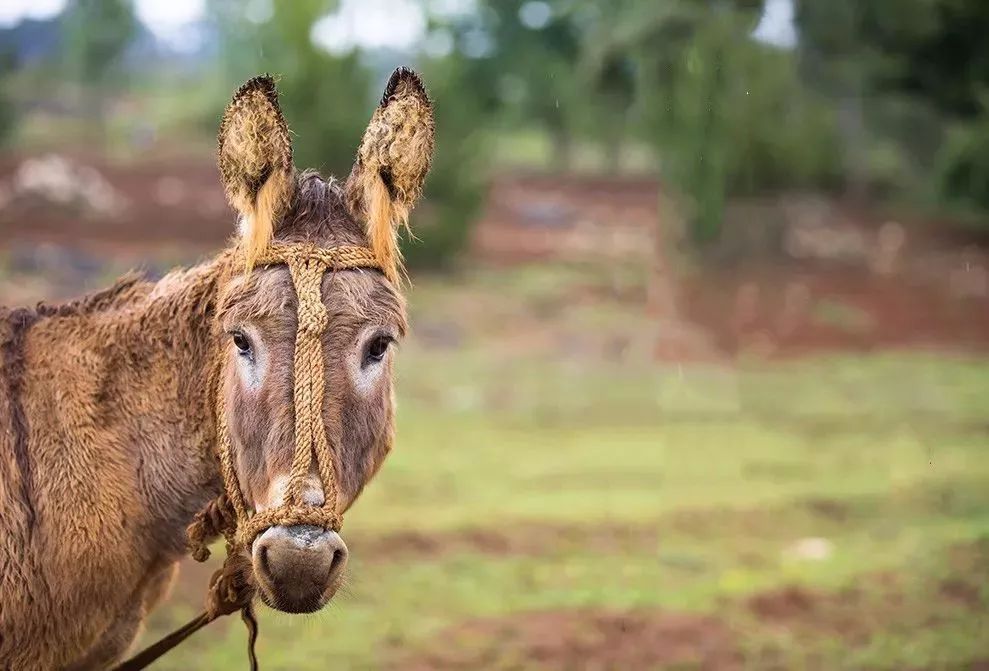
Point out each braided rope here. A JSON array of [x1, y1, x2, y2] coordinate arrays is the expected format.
[[253, 242, 380, 271]]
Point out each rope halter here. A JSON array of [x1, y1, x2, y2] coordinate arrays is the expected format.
[[214, 241, 382, 550]]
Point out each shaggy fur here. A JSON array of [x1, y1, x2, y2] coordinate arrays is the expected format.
[[346, 67, 435, 283], [217, 75, 295, 270], [0, 68, 431, 669]]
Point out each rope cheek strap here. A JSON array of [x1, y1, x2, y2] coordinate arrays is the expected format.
[[114, 242, 382, 671]]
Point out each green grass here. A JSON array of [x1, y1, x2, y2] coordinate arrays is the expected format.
[[143, 348, 989, 670]]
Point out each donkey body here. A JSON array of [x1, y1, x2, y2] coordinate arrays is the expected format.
[[0, 69, 433, 669], [0, 268, 221, 669]]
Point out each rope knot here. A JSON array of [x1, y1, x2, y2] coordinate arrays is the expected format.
[[297, 301, 329, 334], [206, 551, 256, 620], [187, 493, 239, 562]]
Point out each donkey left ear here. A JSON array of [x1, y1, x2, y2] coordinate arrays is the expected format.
[[346, 67, 435, 283], [218, 74, 295, 268]]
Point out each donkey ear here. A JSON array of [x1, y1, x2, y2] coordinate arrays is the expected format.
[[346, 67, 435, 283], [217, 74, 295, 268]]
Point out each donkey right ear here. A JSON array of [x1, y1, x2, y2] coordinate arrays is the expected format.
[[217, 75, 295, 268]]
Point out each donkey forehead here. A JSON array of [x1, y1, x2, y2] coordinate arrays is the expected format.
[[219, 265, 407, 333]]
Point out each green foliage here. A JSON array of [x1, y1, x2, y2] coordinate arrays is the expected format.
[[795, 0, 989, 217], [722, 45, 843, 197], [0, 51, 17, 146], [796, 0, 988, 119], [935, 112, 989, 215], [61, 0, 137, 88], [478, 0, 584, 167], [593, 1, 840, 246]]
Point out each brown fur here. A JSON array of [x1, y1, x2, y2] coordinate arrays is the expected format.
[[0, 69, 432, 669]]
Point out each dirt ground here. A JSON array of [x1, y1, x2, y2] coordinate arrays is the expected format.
[[682, 265, 989, 358], [392, 539, 988, 670], [0, 152, 230, 247], [393, 609, 744, 671]]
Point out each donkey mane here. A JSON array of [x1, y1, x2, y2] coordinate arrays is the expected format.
[[280, 170, 365, 244], [2, 273, 146, 324]]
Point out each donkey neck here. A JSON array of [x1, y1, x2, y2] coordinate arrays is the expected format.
[[20, 254, 229, 557]]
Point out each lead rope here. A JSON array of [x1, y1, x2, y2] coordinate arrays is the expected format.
[[112, 243, 381, 671]]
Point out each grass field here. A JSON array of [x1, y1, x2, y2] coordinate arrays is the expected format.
[[133, 266, 989, 670]]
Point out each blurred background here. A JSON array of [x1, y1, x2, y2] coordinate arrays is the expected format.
[[1, 0, 988, 668]]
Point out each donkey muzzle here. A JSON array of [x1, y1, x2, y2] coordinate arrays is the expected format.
[[252, 524, 348, 613]]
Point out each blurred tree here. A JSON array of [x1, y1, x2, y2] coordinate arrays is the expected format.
[[795, 0, 989, 212], [0, 49, 17, 146], [445, 0, 637, 173], [587, 52, 636, 172], [583, 0, 844, 245], [61, 0, 137, 131], [588, 1, 765, 245], [469, 0, 585, 170], [795, 0, 989, 118]]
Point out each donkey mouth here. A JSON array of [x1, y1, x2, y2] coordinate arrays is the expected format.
[[257, 582, 337, 614]]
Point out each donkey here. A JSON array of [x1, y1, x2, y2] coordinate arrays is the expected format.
[[0, 68, 434, 670]]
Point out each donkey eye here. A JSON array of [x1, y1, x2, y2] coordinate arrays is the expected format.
[[231, 331, 251, 355], [364, 335, 393, 366]]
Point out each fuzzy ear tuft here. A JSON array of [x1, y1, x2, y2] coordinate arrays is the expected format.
[[346, 67, 435, 283], [217, 74, 295, 269]]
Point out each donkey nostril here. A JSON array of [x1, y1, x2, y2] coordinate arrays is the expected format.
[[256, 543, 271, 577], [328, 548, 346, 579]]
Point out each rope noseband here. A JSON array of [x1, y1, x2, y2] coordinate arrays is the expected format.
[[115, 242, 382, 671]]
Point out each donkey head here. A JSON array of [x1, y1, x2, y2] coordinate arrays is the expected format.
[[212, 69, 433, 613]]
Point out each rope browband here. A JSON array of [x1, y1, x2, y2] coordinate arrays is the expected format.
[[114, 241, 382, 671]]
